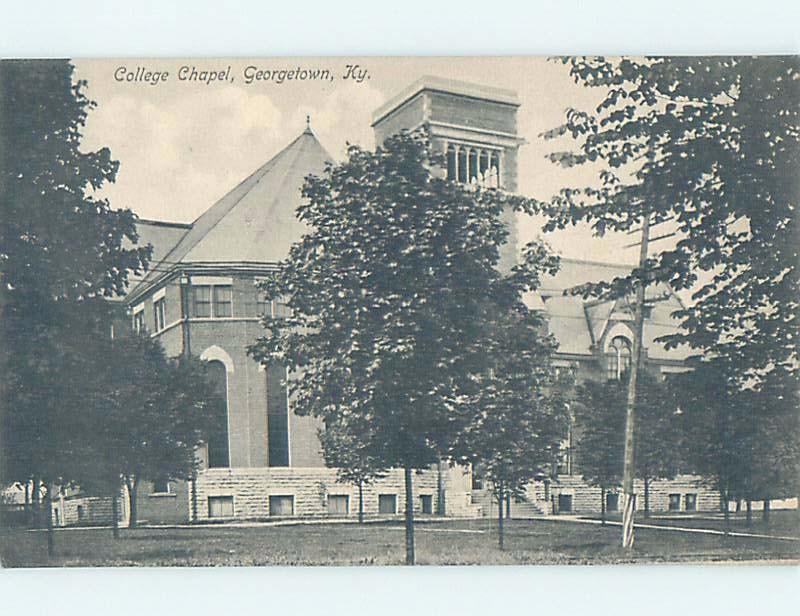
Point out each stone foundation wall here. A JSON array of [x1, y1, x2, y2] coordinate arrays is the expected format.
[[547, 474, 720, 514], [193, 465, 476, 521]]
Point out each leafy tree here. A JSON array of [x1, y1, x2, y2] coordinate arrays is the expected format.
[[86, 333, 221, 530], [456, 309, 568, 549], [536, 57, 798, 386], [249, 130, 538, 564], [0, 60, 149, 553], [675, 363, 799, 527], [318, 416, 387, 523], [575, 371, 682, 520], [573, 380, 625, 524]]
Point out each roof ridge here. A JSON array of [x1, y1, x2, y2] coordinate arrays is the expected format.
[[133, 130, 322, 293]]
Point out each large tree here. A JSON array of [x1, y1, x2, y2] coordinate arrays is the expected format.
[[249, 130, 541, 565], [456, 309, 568, 549], [1, 60, 149, 552], [537, 56, 798, 382], [534, 56, 799, 544]]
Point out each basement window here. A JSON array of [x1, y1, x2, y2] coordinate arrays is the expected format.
[[208, 496, 234, 518], [327, 495, 349, 516], [378, 494, 397, 514], [420, 494, 433, 514], [269, 495, 294, 517]]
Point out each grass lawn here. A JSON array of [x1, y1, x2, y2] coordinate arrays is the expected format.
[[1, 516, 798, 567], [581, 509, 800, 538]]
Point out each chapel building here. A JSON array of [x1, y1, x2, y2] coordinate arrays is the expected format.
[[71, 77, 717, 526]]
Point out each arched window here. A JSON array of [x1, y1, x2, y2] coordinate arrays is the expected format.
[[206, 360, 230, 468], [607, 336, 632, 381], [266, 363, 289, 466]]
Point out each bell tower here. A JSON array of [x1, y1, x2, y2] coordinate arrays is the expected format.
[[372, 76, 524, 270]]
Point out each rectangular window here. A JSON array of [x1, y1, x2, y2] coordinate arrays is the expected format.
[[208, 496, 234, 518], [685, 493, 697, 512], [153, 297, 166, 331], [152, 479, 170, 494], [269, 495, 294, 517], [266, 364, 289, 467], [557, 493, 573, 513], [213, 285, 232, 317], [192, 285, 212, 318], [420, 494, 433, 514], [606, 492, 619, 512], [132, 309, 145, 334], [668, 493, 681, 511], [327, 495, 349, 516], [378, 494, 397, 514]]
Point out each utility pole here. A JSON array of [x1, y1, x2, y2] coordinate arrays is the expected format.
[[621, 210, 651, 549]]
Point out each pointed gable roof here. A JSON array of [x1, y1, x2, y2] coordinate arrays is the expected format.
[[538, 258, 691, 361], [131, 129, 332, 295]]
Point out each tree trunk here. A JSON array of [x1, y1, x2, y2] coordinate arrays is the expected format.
[[746, 499, 752, 527], [505, 492, 511, 519], [497, 484, 505, 550], [735, 500, 742, 513], [643, 478, 651, 519], [126, 477, 139, 529], [44, 483, 54, 557], [111, 489, 120, 539], [722, 491, 730, 534], [403, 466, 415, 565], [762, 499, 770, 523], [31, 476, 40, 528], [600, 487, 606, 526], [436, 459, 445, 516], [358, 481, 364, 524]]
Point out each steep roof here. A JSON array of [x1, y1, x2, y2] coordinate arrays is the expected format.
[[126, 219, 190, 290], [131, 128, 332, 295], [540, 258, 691, 361]]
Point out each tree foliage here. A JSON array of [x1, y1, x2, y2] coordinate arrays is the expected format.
[[85, 333, 221, 528], [455, 309, 567, 548], [248, 130, 551, 563], [536, 56, 799, 384], [575, 370, 682, 517], [0, 60, 150, 499], [674, 363, 800, 515], [318, 415, 387, 523]]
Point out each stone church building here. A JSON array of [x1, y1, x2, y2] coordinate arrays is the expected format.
[[69, 76, 718, 526]]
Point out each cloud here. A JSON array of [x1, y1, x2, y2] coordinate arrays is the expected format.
[[78, 69, 386, 225]]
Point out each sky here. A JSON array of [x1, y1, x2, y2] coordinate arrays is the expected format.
[[74, 57, 640, 265]]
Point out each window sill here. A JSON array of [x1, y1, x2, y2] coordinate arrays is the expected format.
[[149, 492, 177, 498]]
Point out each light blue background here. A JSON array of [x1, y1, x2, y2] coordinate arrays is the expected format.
[[1, 0, 798, 612]]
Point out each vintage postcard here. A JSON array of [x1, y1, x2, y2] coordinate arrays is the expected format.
[[1, 56, 798, 567]]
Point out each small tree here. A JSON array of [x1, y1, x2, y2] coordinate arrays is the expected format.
[[574, 381, 625, 525], [458, 308, 568, 549], [318, 416, 387, 523], [576, 371, 682, 520], [87, 333, 220, 530]]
